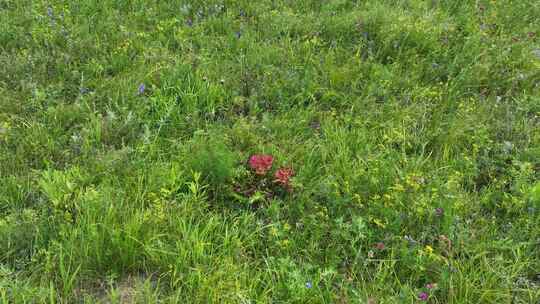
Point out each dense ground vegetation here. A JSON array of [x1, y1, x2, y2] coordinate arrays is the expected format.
[[1, 0, 539, 303]]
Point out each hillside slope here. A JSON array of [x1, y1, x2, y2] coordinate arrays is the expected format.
[[1, 0, 539, 303]]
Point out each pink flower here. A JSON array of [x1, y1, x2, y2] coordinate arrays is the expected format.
[[274, 167, 294, 186], [248, 154, 274, 175], [375, 242, 385, 250], [426, 283, 437, 289], [418, 292, 429, 301]]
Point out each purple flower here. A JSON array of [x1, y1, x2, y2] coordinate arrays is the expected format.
[[138, 83, 146, 95], [435, 207, 444, 217], [305, 281, 312, 289], [418, 292, 429, 301]]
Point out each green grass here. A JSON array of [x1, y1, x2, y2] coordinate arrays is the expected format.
[[1, 0, 539, 303]]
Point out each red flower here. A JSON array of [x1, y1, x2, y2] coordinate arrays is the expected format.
[[248, 154, 274, 175], [375, 242, 385, 250], [274, 167, 294, 186]]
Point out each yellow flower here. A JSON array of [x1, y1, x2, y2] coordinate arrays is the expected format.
[[270, 227, 279, 237], [393, 184, 405, 192]]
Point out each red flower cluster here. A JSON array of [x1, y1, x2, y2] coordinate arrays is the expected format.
[[247, 154, 295, 193], [274, 167, 294, 186], [248, 154, 274, 175]]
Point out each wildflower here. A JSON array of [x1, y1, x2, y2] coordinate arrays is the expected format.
[[426, 283, 437, 289], [305, 281, 312, 289], [60, 26, 69, 39], [367, 250, 374, 258], [47, 7, 56, 27], [138, 83, 146, 95], [274, 167, 294, 186], [248, 154, 274, 175], [235, 31, 242, 39], [435, 207, 444, 217], [47, 6, 54, 19], [375, 242, 385, 250], [418, 292, 429, 301]]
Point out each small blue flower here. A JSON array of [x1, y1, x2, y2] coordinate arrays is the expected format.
[[235, 31, 242, 39], [138, 83, 146, 95], [47, 7, 56, 27], [305, 281, 312, 289]]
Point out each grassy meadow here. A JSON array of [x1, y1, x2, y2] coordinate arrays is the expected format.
[[1, 0, 540, 303]]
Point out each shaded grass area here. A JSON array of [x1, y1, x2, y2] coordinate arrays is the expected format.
[[1, 0, 539, 303]]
